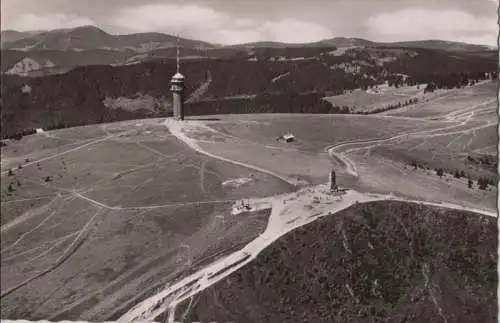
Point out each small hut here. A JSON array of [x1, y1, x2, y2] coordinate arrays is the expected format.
[[282, 133, 295, 142]]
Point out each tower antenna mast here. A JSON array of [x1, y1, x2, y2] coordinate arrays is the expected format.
[[171, 34, 185, 121], [176, 34, 180, 73]]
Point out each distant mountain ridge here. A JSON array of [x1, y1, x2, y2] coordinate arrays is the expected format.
[[2, 25, 494, 52], [229, 37, 494, 52], [0, 26, 496, 77], [381, 39, 496, 52], [1, 25, 216, 52], [1, 30, 46, 43]]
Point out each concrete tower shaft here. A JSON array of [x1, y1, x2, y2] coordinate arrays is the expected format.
[[171, 35, 185, 120], [171, 72, 185, 120]]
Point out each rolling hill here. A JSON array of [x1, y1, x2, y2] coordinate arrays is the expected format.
[[0, 25, 216, 52], [0, 26, 219, 75], [0, 22, 497, 323], [0, 30, 45, 44], [1, 31, 34, 44], [324, 38, 493, 52], [382, 39, 495, 52], [0, 93, 497, 320], [230, 37, 493, 52], [1, 26, 496, 77], [0, 78, 497, 320], [1, 45, 496, 139], [1, 25, 497, 145]]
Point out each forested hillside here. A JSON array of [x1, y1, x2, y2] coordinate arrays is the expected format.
[[1, 46, 497, 139]]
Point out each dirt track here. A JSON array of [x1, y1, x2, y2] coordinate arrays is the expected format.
[[326, 97, 495, 177], [1, 82, 496, 320], [120, 107, 496, 321]]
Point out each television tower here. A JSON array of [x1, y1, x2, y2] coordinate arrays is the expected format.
[[170, 35, 185, 120]]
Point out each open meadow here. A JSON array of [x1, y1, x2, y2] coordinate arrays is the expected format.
[[322, 84, 436, 113], [206, 113, 448, 152], [0, 79, 497, 321], [385, 80, 497, 118], [322, 80, 495, 115], [0, 119, 292, 320], [176, 81, 496, 211]]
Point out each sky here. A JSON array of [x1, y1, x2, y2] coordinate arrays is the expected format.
[[1, 0, 498, 46]]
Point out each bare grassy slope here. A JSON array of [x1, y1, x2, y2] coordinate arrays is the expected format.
[[178, 201, 497, 323], [187, 115, 495, 210], [323, 84, 426, 113], [385, 81, 497, 118], [0, 119, 292, 320], [208, 114, 447, 152]]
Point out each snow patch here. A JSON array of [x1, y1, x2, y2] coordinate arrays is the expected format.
[[21, 84, 32, 94], [222, 177, 253, 188], [125, 54, 149, 65], [271, 56, 307, 61], [327, 46, 359, 56], [5, 58, 55, 76], [271, 72, 291, 83], [102, 96, 165, 113], [44, 60, 55, 68]]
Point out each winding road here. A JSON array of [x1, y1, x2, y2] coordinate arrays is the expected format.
[[120, 102, 497, 322], [326, 98, 495, 177], [1, 87, 494, 321]]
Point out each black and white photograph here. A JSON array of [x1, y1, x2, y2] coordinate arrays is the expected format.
[[0, 0, 498, 322]]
